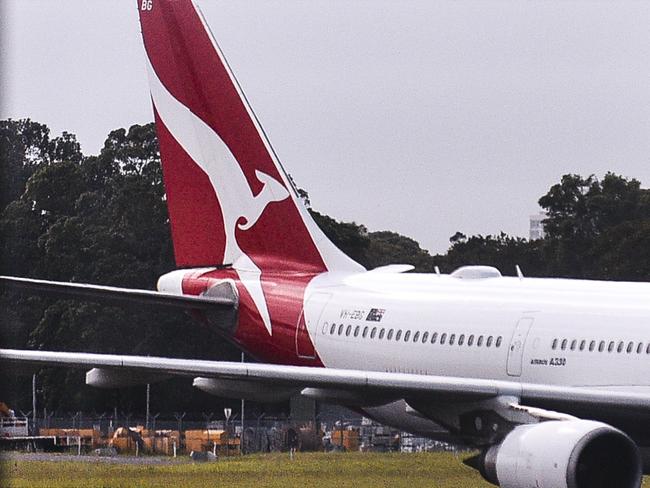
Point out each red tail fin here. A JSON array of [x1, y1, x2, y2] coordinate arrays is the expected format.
[[138, 0, 362, 274]]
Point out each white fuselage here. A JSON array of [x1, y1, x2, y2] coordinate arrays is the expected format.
[[307, 272, 650, 392]]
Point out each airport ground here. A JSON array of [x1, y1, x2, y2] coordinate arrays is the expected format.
[[2, 451, 649, 488]]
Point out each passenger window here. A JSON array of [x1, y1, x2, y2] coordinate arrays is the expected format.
[[459, 334, 465, 346], [561, 339, 568, 350], [589, 341, 596, 352], [379, 328, 385, 339], [371, 327, 377, 339], [396, 330, 402, 341], [468, 335, 475, 346], [431, 332, 438, 344], [617, 341, 624, 353], [338, 324, 344, 336], [647, 343, 650, 354], [579, 340, 586, 351], [598, 341, 605, 352], [637, 343, 644, 354], [346, 325, 352, 336], [449, 334, 456, 346], [404, 330, 411, 342], [440, 333, 447, 345], [330, 323, 336, 335], [570, 340, 576, 351], [413, 331, 420, 343], [354, 326, 360, 337], [387, 329, 394, 340], [627, 342, 634, 354], [496, 336, 502, 348], [486, 336, 493, 347], [363, 326, 369, 338], [552, 339, 558, 350], [422, 332, 429, 343], [477, 336, 484, 347], [608, 341, 615, 353]]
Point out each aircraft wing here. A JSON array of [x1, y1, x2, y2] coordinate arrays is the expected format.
[[2, 348, 650, 414], [0, 275, 236, 311]]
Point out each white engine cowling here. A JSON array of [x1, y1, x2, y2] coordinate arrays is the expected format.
[[475, 420, 642, 488]]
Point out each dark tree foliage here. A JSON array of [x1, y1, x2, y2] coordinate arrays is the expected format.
[[365, 231, 439, 272], [3, 118, 650, 415], [0, 120, 52, 209], [539, 173, 650, 280], [440, 232, 546, 277], [309, 210, 371, 266], [0, 121, 237, 415], [308, 209, 438, 272]]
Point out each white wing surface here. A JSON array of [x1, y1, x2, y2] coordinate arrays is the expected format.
[[2, 348, 650, 414]]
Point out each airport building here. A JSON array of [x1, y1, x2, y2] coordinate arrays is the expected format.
[[529, 212, 546, 240]]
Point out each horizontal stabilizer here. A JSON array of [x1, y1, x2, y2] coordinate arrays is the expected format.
[[0, 275, 236, 310]]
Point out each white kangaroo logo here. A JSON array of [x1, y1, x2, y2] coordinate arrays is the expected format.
[[147, 59, 289, 334]]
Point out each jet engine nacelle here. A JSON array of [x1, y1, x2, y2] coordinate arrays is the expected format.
[[192, 377, 299, 403], [473, 420, 642, 488]]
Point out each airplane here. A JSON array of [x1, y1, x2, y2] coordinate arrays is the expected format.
[[1, 1, 649, 486]]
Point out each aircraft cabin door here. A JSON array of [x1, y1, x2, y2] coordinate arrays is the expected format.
[[295, 292, 331, 359], [507, 317, 534, 377]]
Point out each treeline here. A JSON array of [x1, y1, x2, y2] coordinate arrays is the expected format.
[[2, 118, 650, 415]]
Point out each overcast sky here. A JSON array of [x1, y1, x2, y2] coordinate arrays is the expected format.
[[3, 1, 650, 255]]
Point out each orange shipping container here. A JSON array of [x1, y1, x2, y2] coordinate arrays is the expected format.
[[185, 438, 207, 453], [111, 436, 134, 453], [185, 429, 228, 441], [331, 430, 359, 451]]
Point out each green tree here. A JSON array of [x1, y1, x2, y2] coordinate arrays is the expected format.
[[0, 119, 51, 210], [1, 121, 240, 412], [441, 232, 545, 277], [365, 231, 438, 272], [309, 210, 371, 265], [539, 173, 650, 279]]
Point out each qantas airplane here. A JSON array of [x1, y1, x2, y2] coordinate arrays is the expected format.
[[1, 1, 650, 487]]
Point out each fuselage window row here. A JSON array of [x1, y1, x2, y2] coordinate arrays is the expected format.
[[551, 338, 650, 354], [323, 323, 502, 348]]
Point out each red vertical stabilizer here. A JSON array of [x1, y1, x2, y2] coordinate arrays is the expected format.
[[138, 0, 363, 275]]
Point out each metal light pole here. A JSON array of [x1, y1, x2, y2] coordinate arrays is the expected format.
[[32, 374, 37, 434], [145, 383, 150, 430], [224, 408, 232, 457], [240, 352, 245, 455]]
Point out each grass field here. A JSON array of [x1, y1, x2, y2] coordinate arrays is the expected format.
[[1, 451, 648, 488], [1, 451, 488, 488]]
